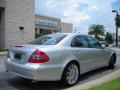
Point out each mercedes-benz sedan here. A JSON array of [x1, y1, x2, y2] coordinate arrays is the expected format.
[[5, 33, 116, 86]]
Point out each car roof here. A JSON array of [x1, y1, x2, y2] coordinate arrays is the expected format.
[[48, 33, 90, 37]]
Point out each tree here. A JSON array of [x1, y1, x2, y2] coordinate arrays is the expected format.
[[112, 11, 120, 46], [105, 32, 113, 44], [88, 24, 105, 40], [115, 14, 120, 28], [119, 36, 120, 42]]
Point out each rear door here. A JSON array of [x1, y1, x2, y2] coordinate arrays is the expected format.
[[71, 35, 95, 72]]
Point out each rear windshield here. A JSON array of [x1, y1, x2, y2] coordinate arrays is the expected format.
[[29, 34, 67, 45]]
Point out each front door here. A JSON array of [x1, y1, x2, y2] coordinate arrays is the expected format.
[[86, 36, 106, 68]]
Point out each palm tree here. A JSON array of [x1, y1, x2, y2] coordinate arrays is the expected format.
[[88, 24, 105, 39]]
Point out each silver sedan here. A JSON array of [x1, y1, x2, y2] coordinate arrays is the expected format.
[[5, 33, 116, 86]]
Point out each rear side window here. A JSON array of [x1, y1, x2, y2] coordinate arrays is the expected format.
[[29, 34, 67, 45], [71, 36, 88, 48]]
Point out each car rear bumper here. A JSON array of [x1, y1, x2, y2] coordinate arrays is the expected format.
[[5, 59, 63, 81]]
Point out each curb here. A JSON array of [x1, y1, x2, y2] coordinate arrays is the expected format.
[[66, 69, 120, 90], [0, 52, 7, 55]]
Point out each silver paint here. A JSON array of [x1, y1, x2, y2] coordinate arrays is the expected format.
[[5, 33, 116, 81]]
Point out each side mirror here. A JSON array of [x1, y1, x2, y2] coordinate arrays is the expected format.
[[102, 44, 106, 48]]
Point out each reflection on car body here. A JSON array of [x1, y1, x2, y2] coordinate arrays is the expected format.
[[100, 41, 109, 47]]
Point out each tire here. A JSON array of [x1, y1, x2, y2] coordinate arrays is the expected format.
[[61, 62, 80, 86], [108, 55, 116, 69]]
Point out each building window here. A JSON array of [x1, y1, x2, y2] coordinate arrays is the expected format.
[[35, 28, 38, 34], [53, 30, 59, 33], [40, 29, 44, 35], [35, 28, 55, 38], [44, 29, 52, 35]]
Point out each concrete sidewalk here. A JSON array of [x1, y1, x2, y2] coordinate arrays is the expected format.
[[0, 52, 7, 55], [111, 48, 120, 56], [66, 69, 120, 90]]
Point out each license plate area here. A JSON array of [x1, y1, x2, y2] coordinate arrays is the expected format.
[[14, 52, 22, 61]]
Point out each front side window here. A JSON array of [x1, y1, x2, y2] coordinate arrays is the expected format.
[[71, 36, 88, 48], [87, 36, 102, 48], [29, 34, 67, 45]]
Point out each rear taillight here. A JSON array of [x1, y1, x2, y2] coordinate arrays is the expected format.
[[28, 50, 49, 63]]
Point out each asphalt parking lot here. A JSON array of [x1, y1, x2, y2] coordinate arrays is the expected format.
[[0, 49, 120, 90]]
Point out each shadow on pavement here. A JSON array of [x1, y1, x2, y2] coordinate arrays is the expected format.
[[7, 67, 115, 90], [7, 78, 66, 90]]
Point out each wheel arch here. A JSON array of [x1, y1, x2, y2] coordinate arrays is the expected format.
[[65, 60, 80, 69], [61, 60, 80, 79], [112, 53, 116, 61]]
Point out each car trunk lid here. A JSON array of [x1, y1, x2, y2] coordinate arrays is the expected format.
[[8, 44, 53, 64]]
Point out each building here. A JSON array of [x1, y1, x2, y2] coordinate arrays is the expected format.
[[112, 32, 116, 40], [35, 15, 73, 37], [61, 22, 73, 33], [0, 0, 72, 48], [35, 15, 61, 36], [112, 32, 120, 44], [0, 0, 35, 48]]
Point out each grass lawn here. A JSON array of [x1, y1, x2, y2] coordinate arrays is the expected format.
[[113, 45, 120, 48], [0, 48, 8, 52], [88, 76, 120, 90]]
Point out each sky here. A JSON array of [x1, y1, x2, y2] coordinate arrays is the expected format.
[[35, 0, 120, 34]]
